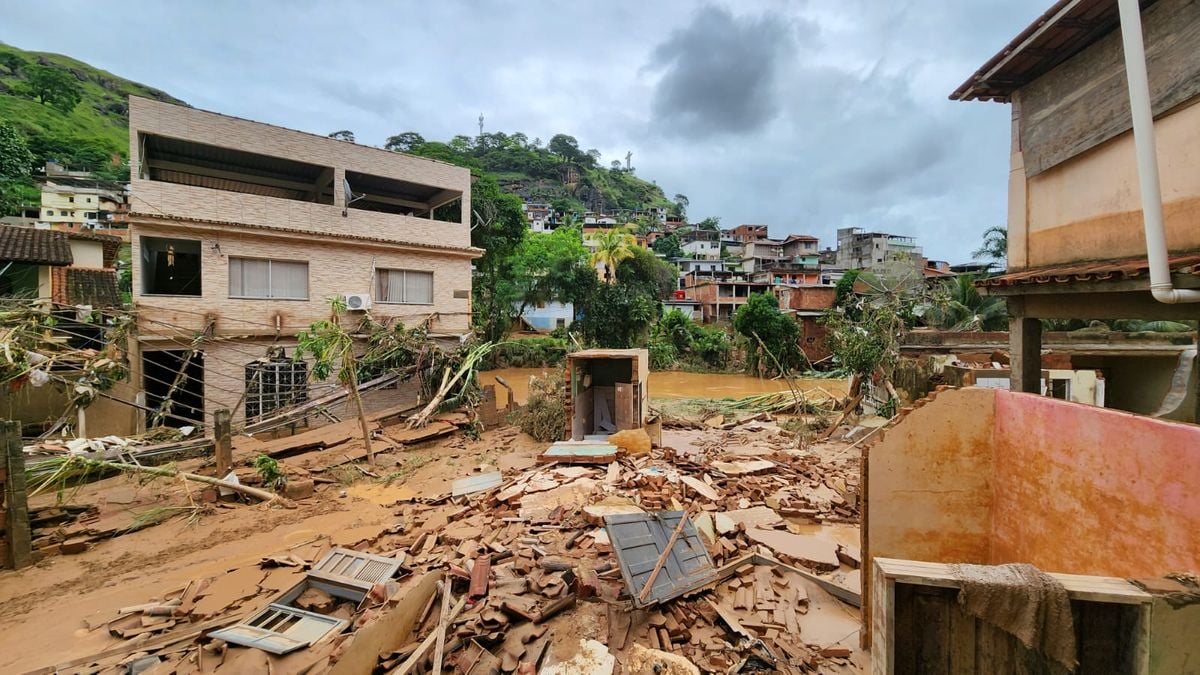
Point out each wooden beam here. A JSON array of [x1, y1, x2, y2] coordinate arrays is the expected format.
[[427, 189, 462, 211]]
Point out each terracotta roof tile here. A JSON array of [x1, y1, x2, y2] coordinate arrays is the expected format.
[[0, 224, 73, 266], [977, 253, 1200, 287]]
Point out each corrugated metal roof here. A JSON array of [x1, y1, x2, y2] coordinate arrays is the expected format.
[[951, 0, 1158, 102], [0, 224, 73, 266], [977, 253, 1200, 287]]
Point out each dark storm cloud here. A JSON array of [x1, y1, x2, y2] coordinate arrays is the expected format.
[[646, 6, 802, 137]]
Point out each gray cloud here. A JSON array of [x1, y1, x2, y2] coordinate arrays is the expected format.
[[646, 6, 801, 137]]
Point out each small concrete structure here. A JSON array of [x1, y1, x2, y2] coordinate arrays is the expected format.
[[564, 349, 649, 441]]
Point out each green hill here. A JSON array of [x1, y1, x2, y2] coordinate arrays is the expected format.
[[0, 42, 183, 177]]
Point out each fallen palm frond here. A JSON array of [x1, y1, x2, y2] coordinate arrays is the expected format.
[[711, 390, 839, 415], [28, 456, 293, 506], [408, 341, 500, 428], [125, 505, 209, 532]]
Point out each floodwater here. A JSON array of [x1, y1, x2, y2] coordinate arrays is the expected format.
[[480, 367, 848, 406]]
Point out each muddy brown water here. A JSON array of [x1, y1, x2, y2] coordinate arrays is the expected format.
[[480, 368, 848, 406]]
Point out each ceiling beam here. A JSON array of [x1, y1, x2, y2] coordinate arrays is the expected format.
[[146, 159, 315, 193]]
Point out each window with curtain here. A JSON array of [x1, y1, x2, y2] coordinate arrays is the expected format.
[[375, 268, 434, 304], [229, 258, 308, 299]]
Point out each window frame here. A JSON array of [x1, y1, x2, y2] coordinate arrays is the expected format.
[[244, 358, 309, 422], [374, 268, 434, 305], [228, 256, 309, 301], [140, 235, 204, 297]]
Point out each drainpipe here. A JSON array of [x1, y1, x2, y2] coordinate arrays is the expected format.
[[1117, 0, 1200, 303]]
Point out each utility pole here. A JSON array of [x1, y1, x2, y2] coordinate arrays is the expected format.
[[478, 113, 484, 137]]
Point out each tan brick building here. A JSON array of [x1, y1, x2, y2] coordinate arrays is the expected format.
[[123, 96, 481, 428]]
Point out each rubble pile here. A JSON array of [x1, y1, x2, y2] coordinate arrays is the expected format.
[[29, 416, 866, 674]]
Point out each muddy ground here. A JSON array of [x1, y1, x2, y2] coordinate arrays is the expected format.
[[0, 417, 864, 674]]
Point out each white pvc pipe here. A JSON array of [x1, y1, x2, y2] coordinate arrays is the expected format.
[[1117, 0, 1200, 303]]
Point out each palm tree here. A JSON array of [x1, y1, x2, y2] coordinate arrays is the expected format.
[[587, 228, 636, 282], [973, 226, 1008, 267], [928, 274, 1008, 331]]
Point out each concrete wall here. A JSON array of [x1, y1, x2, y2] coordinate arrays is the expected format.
[[68, 239, 105, 268], [866, 387, 1200, 618], [989, 389, 1200, 577], [1012, 91, 1200, 269], [131, 222, 473, 336]]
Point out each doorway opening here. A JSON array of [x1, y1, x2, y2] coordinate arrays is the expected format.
[[143, 349, 205, 428]]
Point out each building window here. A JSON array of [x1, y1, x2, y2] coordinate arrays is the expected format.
[[245, 357, 308, 421], [556, 318, 566, 329], [228, 257, 308, 300], [141, 236, 202, 296], [86, 197, 92, 203], [68, 197, 75, 203], [375, 268, 433, 304]]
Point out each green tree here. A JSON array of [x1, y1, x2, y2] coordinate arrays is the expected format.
[[511, 224, 590, 312], [697, 216, 721, 231], [833, 270, 862, 319], [576, 279, 658, 348], [651, 232, 683, 258], [328, 130, 355, 142], [0, 122, 34, 217], [0, 52, 24, 75], [733, 292, 802, 375], [973, 226, 1008, 266], [24, 65, 83, 112], [672, 193, 689, 218], [548, 134, 581, 162], [586, 228, 636, 282], [925, 274, 1008, 331], [471, 174, 528, 343], [616, 247, 676, 299], [385, 131, 425, 152]]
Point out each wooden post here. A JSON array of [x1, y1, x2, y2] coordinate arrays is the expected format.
[[3, 421, 33, 569], [213, 409, 232, 477], [1008, 298, 1042, 394]]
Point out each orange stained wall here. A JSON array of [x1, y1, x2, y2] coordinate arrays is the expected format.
[[989, 389, 1200, 577]]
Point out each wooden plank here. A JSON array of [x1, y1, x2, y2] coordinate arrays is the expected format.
[[871, 559, 893, 675], [947, 594, 977, 674], [1020, 0, 1200, 176], [873, 558, 1152, 604], [615, 382, 634, 431], [913, 587, 949, 675]]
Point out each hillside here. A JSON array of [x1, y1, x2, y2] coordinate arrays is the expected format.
[[0, 42, 183, 177]]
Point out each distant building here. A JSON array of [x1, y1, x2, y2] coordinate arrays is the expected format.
[[773, 284, 836, 362], [38, 178, 129, 239], [518, 300, 573, 332], [523, 202, 553, 232], [681, 269, 771, 322], [834, 227, 924, 277], [728, 224, 768, 242], [678, 227, 721, 260]]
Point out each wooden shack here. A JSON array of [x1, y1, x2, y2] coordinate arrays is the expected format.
[[564, 349, 649, 441]]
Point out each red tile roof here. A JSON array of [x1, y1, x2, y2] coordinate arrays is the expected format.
[[977, 253, 1200, 287], [0, 224, 73, 266]]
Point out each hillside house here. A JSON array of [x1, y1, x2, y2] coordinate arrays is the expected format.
[[833, 227, 924, 278], [678, 227, 720, 260], [728, 224, 768, 242], [121, 96, 479, 428], [954, 0, 1200, 421], [773, 284, 836, 361], [681, 269, 771, 322]]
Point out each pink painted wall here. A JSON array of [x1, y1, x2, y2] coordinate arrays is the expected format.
[[990, 389, 1200, 577]]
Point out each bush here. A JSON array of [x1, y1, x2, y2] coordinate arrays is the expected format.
[[648, 336, 678, 370], [650, 309, 732, 370], [509, 373, 566, 442], [491, 336, 568, 368]]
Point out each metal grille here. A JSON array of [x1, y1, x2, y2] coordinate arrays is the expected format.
[[245, 357, 308, 421], [309, 548, 402, 592]]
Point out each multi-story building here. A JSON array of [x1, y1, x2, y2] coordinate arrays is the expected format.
[[773, 284, 836, 361], [834, 227, 924, 277], [680, 269, 771, 322], [39, 179, 128, 239], [122, 96, 479, 428], [953, 0, 1200, 421], [523, 202, 553, 232], [728, 224, 768, 242], [678, 227, 721, 260]]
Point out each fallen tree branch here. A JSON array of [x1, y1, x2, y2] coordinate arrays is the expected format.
[[407, 341, 499, 429], [27, 456, 294, 507]]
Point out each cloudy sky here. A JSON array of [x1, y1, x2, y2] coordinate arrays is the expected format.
[[5, 0, 1047, 263]]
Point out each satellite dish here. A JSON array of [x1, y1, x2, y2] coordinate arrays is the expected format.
[[341, 177, 365, 216]]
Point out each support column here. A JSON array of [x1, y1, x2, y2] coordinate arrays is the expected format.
[[3, 421, 33, 569], [213, 409, 232, 478], [1009, 297, 1042, 394]]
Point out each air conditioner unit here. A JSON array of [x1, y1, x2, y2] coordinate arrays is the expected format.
[[343, 293, 372, 311]]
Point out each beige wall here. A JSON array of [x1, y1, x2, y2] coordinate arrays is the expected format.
[[131, 222, 473, 336], [128, 96, 472, 249], [1013, 101, 1200, 269], [68, 239, 105, 268]]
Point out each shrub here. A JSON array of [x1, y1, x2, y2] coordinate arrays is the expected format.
[[509, 372, 566, 442]]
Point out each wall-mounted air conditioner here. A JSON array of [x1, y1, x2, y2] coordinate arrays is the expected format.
[[343, 293, 372, 311]]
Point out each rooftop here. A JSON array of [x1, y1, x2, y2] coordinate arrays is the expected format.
[[951, 0, 1157, 102], [978, 251, 1200, 289], [0, 224, 73, 266]]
